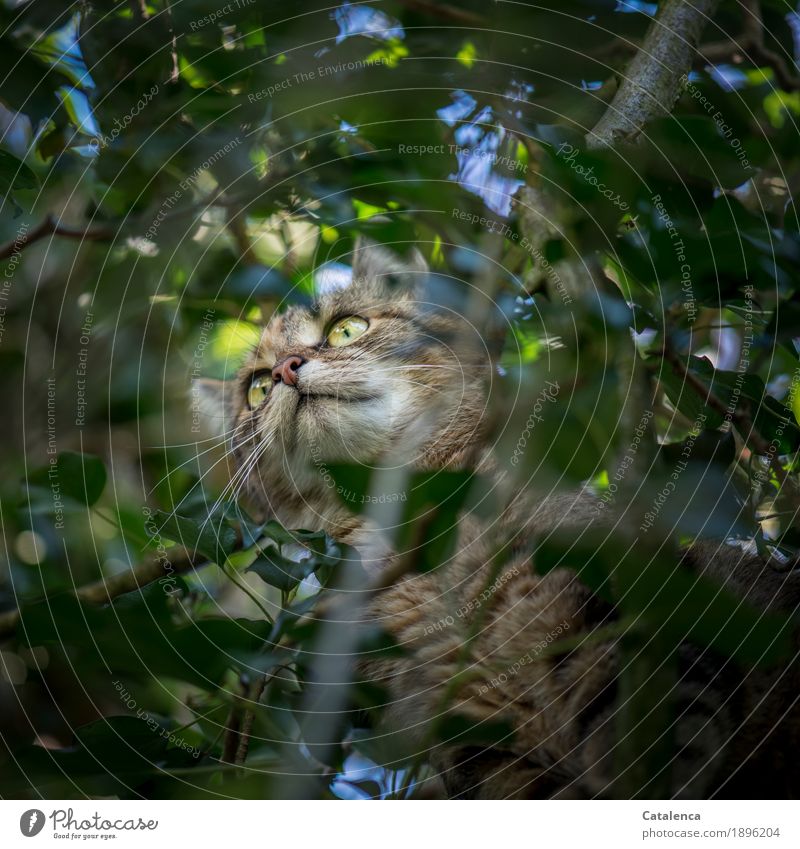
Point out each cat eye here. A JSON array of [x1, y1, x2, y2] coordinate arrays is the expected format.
[[246, 372, 271, 410], [326, 315, 369, 348]]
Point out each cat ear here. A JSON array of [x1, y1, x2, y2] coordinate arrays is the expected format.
[[191, 378, 234, 437], [351, 236, 428, 293], [351, 236, 395, 281], [407, 246, 429, 275]]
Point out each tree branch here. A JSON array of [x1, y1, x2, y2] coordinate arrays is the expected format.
[[0, 181, 264, 266], [394, 0, 484, 26], [588, 0, 720, 148], [0, 215, 116, 261], [225, 207, 257, 266], [220, 702, 243, 764], [699, 2, 800, 90], [234, 673, 269, 765], [739, 0, 800, 90], [592, 1, 800, 91], [0, 547, 208, 640], [571, 1, 794, 498], [162, 0, 181, 85]]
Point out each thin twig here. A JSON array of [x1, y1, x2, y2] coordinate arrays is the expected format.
[[394, 0, 484, 26], [130, 0, 150, 20], [661, 342, 788, 487], [225, 208, 257, 265], [0, 215, 116, 261], [0, 187, 258, 264], [220, 703, 243, 764], [700, 0, 800, 89], [739, 0, 800, 89], [163, 0, 181, 85], [234, 673, 270, 765]]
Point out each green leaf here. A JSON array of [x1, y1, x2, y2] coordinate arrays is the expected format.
[[661, 355, 800, 453], [247, 548, 317, 593], [248, 522, 347, 591], [536, 534, 794, 667], [150, 509, 237, 564], [659, 362, 724, 430], [660, 429, 736, 469], [326, 465, 475, 571], [227, 264, 294, 300], [16, 585, 270, 689], [325, 463, 373, 513], [613, 631, 676, 798], [260, 520, 326, 549], [3, 715, 197, 797], [534, 533, 615, 604], [397, 470, 476, 572], [637, 115, 755, 190], [0, 149, 38, 194], [615, 546, 794, 668], [28, 450, 107, 506]]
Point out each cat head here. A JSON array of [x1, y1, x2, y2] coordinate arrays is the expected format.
[[196, 239, 494, 516]]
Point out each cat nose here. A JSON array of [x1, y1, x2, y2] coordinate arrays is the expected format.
[[272, 355, 305, 387]]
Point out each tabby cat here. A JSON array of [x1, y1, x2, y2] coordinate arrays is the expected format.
[[198, 240, 800, 799]]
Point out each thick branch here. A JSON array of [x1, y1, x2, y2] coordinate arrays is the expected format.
[[594, 1, 800, 91], [0, 547, 206, 640], [588, 0, 720, 148]]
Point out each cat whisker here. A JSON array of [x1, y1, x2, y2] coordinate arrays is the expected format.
[[194, 418, 277, 537], [148, 437, 243, 515], [313, 377, 451, 398], [145, 418, 254, 497], [146, 430, 245, 490], [231, 442, 272, 505], [146, 411, 265, 527], [228, 429, 278, 509], [368, 365, 472, 374], [147, 423, 244, 450]]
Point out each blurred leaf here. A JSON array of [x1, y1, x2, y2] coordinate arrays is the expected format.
[[615, 545, 794, 667], [17, 584, 270, 689], [28, 451, 107, 507], [537, 533, 794, 666], [0, 150, 38, 194], [227, 264, 295, 301], [5, 715, 197, 797]]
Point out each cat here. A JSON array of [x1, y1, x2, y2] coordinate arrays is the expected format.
[[197, 239, 800, 799]]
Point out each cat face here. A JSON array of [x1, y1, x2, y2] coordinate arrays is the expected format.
[[198, 240, 493, 516]]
